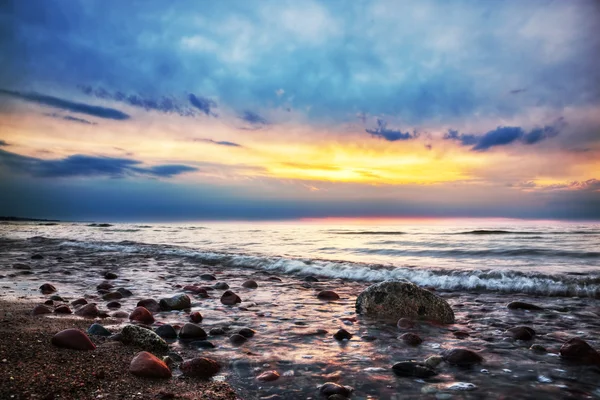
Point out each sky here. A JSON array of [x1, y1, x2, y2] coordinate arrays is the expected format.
[[0, 0, 599, 221]]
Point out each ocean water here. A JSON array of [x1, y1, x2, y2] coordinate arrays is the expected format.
[[2, 218, 599, 297]]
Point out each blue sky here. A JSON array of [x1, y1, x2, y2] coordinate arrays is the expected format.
[[0, 0, 599, 220]]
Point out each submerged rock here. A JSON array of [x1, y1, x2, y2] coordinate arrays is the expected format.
[[317, 290, 340, 301], [129, 351, 171, 379], [442, 348, 484, 366], [51, 329, 96, 351], [159, 294, 191, 311], [400, 332, 423, 346], [507, 301, 543, 311], [214, 282, 229, 290], [88, 323, 112, 336], [333, 329, 353, 341], [155, 324, 178, 339], [189, 311, 203, 323], [137, 299, 161, 312], [220, 290, 242, 305], [242, 280, 258, 289], [230, 334, 247, 345], [505, 326, 535, 341], [39, 283, 57, 294], [392, 361, 437, 378], [238, 328, 255, 338], [179, 323, 207, 340], [559, 338, 600, 365], [121, 325, 169, 353], [319, 382, 353, 397], [356, 281, 455, 323]]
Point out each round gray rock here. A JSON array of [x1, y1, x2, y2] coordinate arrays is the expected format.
[[355, 281, 454, 324]]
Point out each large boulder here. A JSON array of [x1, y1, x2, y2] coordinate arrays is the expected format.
[[355, 281, 454, 323]]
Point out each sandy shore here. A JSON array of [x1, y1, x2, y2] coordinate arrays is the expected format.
[[0, 299, 237, 400], [2, 236, 600, 399]]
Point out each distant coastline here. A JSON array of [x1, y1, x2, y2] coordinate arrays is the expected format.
[[0, 216, 61, 222]]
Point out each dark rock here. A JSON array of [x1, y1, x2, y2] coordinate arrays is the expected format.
[[179, 323, 207, 340], [442, 348, 484, 366], [242, 280, 258, 289], [361, 335, 377, 341], [96, 282, 114, 291], [31, 254, 44, 260], [51, 329, 96, 350], [505, 326, 536, 341], [104, 272, 118, 279], [392, 361, 437, 378], [453, 331, 470, 339], [137, 299, 161, 313], [333, 329, 353, 341], [183, 286, 209, 297], [268, 276, 282, 282], [167, 352, 184, 362], [32, 304, 53, 315], [112, 311, 129, 318], [44, 300, 54, 306], [257, 370, 280, 381], [116, 288, 133, 297], [180, 357, 220, 378], [106, 301, 121, 309], [159, 294, 191, 311], [397, 318, 415, 329], [191, 340, 215, 349], [71, 298, 88, 307], [155, 324, 178, 339], [507, 301, 543, 311], [559, 338, 600, 365], [209, 327, 226, 336], [39, 283, 57, 294], [400, 332, 422, 346], [304, 276, 319, 282], [220, 290, 241, 305], [54, 305, 72, 314], [230, 334, 247, 345], [130, 306, 155, 324], [238, 328, 255, 338], [189, 311, 203, 323], [88, 323, 111, 336], [530, 344, 547, 353], [75, 303, 100, 318], [200, 274, 216, 281], [121, 325, 169, 353], [102, 291, 123, 301], [129, 351, 171, 379], [318, 290, 340, 301], [319, 382, 353, 397], [13, 263, 31, 270], [356, 281, 455, 323], [214, 282, 229, 290], [50, 295, 64, 302]]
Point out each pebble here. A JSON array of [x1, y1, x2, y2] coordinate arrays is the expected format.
[[137, 299, 161, 312], [71, 298, 88, 307], [424, 355, 444, 369], [191, 340, 215, 349], [116, 287, 133, 297], [88, 323, 112, 336], [31, 254, 44, 260], [97, 282, 114, 291], [505, 326, 535, 341], [51, 329, 96, 350], [200, 274, 217, 281], [317, 290, 340, 301], [129, 351, 171, 379], [75, 303, 100, 318], [32, 304, 52, 315], [180, 357, 220, 378], [221, 290, 242, 305], [102, 291, 123, 301], [333, 329, 353, 341], [242, 280, 258, 289], [447, 382, 477, 391], [238, 328, 256, 338], [106, 301, 121, 309], [130, 306, 155, 324], [230, 334, 248, 345], [189, 311, 203, 323], [392, 361, 437, 378], [179, 323, 207, 340], [155, 324, 178, 339], [54, 305, 72, 314], [209, 327, 226, 336], [159, 294, 191, 311], [530, 344, 547, 353], [39, 283, 57, 294], [214, 282, 229, 290], [257, 370, 280, 382], [104, 271, 118, 279]]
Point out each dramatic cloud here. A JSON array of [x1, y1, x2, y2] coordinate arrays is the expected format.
[[366, 119, 418, 142], [194, 138, 242, 147], [0, 149, 197, 178], [189, 94, 217, 116], [0, 89, 130, 120], [444, 120, 564, 151]]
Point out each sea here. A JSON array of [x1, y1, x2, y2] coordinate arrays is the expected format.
[[2, 218, 599, 298]]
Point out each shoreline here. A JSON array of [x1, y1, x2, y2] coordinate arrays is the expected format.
[[1, 236, 600, 399]]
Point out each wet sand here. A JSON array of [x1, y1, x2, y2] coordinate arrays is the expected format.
[[1, 236, 600, 399]]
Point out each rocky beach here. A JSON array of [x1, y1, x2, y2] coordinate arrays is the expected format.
[[1, 229, 600, 399]]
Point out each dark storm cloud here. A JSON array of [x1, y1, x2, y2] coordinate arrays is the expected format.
[[0, 89, 130, 120], [366, 119, 418, 141], [0, 149, 197, 178]]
